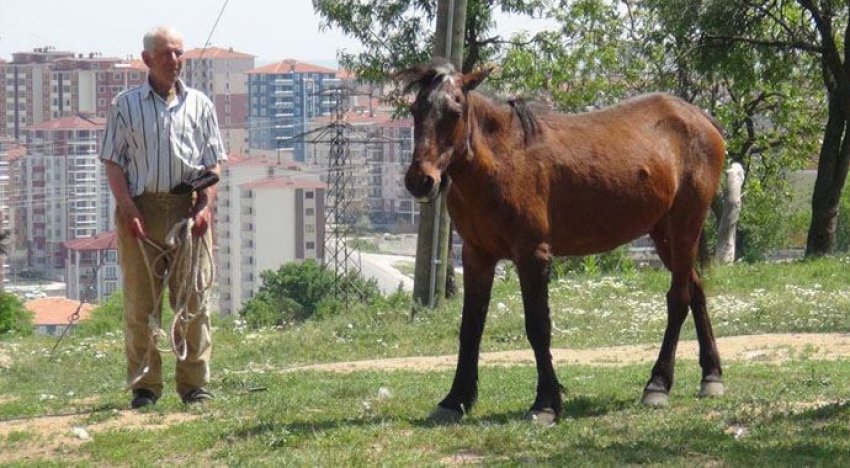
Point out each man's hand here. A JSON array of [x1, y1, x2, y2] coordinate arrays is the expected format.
[[120, 202, 147, 239], [190, 192, 211, 237]]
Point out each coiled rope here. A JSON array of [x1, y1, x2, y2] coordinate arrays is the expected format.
[[127, 218, 215, 388]]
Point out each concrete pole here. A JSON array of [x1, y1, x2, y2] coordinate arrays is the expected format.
[[412, 0, 467, 308]]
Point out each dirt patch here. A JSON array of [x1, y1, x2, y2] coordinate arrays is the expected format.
[[0, 410, 198, 464], [440, 449, 487, 465], [284, 333, 850, 373], [0, 347, 12, 369]]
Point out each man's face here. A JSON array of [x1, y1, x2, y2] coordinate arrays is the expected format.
[[142, 33, 184, 89]]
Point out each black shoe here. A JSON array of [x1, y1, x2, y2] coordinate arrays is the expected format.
[[131, 389, 158, 409], [181, 388, 214, 404]]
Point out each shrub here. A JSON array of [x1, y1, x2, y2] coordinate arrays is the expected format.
[[240, 260, 382, 328], [551, 247, 636, 278], [74, 292, 124, 337], [0, 292, 32, 337]]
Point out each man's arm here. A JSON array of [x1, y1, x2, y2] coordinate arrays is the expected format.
[[104, 160, 146, 238]]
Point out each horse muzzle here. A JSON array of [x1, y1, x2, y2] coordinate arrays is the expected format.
[[405, 163, 449, 202]]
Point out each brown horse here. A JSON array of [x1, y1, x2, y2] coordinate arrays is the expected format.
[[399, 60, 726, 425]]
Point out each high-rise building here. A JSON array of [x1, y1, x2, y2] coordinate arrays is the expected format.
[[246, 60, 343, 162], [0, 138, 25, 282], [0, 48, 145, 141], [183, 47, 255, 156], [18, 114, 111, 280], [216, 155, 325, 314]]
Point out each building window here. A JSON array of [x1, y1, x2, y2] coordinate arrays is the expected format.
[[306, 208, 314, 216], [305, 191, 314, 199], [306, 242, 315, 250], [305, 224, 315, 233]]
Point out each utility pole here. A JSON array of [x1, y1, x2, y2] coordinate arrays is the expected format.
[[412, 0, 467, 308]]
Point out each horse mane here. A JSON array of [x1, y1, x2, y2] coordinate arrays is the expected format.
[[507, 98, 542, 145], [396, 58, 456, 95], [396, 60, 544, 146]]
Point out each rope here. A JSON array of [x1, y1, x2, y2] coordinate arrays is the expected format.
[[126, 218, 215, 389]]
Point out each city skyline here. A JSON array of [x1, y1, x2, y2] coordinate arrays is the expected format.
[[0, 1, 557, 66], [0, 0, 360, 65]]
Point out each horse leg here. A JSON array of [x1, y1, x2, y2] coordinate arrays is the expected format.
[[642, 221, 692, 407], [516, 243, 561, 425], [689, 269, 724, 397], [428, 244, 496, 424]]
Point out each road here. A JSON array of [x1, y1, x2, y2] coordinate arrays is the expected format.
[[358, 252, 414, 294]]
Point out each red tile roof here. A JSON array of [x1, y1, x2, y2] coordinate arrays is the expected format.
[[27, 115, 106, 131], [240, 177, 325, 190], [114, 59, 147, 71], [248, 60, 338, 75], [25, 298, 94, 326], [312, 109, 394, 126], [228, 155, 303, 170], [184, 47, 255, 60], [64, 231, 118, 251], [1, 143, 26, 161]]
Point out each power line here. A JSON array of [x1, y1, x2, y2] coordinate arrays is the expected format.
[[198, 0, 232, 59]]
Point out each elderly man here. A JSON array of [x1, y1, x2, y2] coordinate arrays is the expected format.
[[100, 26, 226, 408]]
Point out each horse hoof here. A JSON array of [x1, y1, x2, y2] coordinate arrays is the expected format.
[[524, 408, 557, 426], [641, 390, 669, 408], [699, 380, 725, 398], [426, 406, 464, 425]]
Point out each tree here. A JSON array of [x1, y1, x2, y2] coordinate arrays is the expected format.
[[239, 260, 381, 328], [313, 0, 546, 87], [498, 0, 821, 260], [701, 0, 850, 256], [0, 292, 32, 337]]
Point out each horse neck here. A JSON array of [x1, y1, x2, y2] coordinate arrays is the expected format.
[[450, 93, 516, 179], [446, 93, 517, 204]]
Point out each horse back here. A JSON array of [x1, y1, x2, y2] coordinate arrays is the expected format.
[[449, 93, 725, 258]]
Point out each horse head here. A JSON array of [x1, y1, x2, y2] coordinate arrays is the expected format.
[[396, 59, 493, 201]]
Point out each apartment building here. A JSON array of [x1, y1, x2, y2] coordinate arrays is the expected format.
[[63, 231, 120, 303], [183, 47, 254, 155], [18, 114, 111, 280], [1, 47, 145, 141], [0, 139, 26, 282], [305, 108, 418, 231], [216, 155, 325, 314], [246, 60, 343, 162]]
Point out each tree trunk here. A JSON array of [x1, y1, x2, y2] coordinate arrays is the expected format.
[[715, 162, 745, 264], [806, 94, 850, 256]]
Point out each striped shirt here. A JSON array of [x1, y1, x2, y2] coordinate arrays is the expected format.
[[100, 78, 227, 196]]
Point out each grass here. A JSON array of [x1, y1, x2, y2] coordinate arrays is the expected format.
[[2, 257, 850, 465]]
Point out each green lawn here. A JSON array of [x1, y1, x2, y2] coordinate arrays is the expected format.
[[2, 257, 850, 465]]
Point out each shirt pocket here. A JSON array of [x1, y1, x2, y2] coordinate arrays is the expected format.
[[171, 114, 201, 163]]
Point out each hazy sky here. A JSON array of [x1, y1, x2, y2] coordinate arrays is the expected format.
[[0, 0, 556, 66]]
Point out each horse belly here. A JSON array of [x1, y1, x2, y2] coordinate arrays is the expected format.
[[548, 165, 675, 256]]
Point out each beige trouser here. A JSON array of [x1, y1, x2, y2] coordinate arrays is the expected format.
[[116, 193, 212, 397]]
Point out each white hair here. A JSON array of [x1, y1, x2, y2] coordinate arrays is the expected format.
[[143, 26, 183, 52]]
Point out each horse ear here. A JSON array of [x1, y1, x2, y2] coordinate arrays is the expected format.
[[461, 65, 496, 92]]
